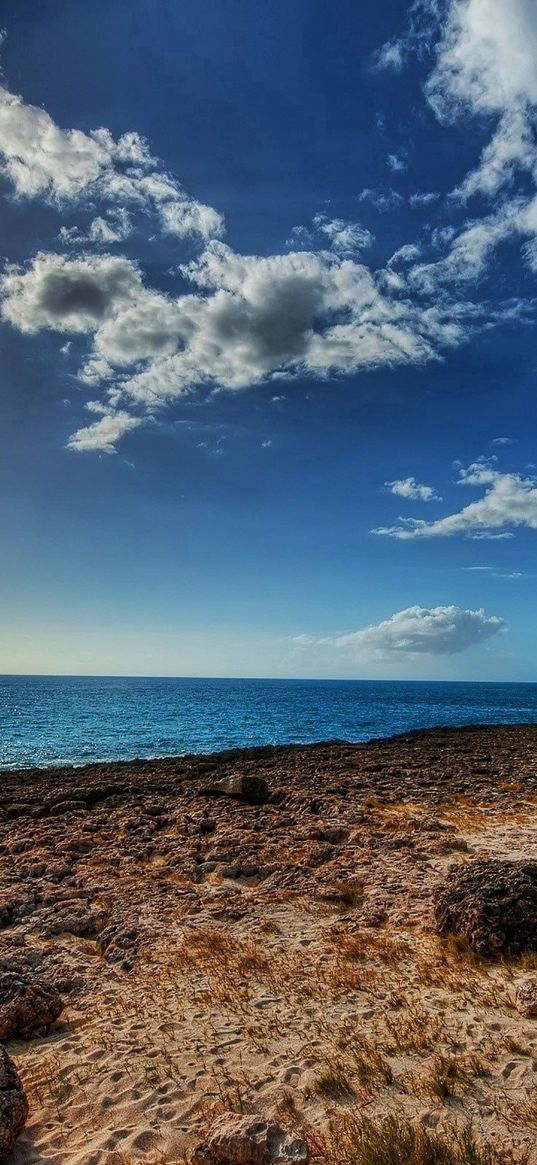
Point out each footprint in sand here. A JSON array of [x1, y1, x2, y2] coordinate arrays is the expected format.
[[500, 1060, 526, 1079]]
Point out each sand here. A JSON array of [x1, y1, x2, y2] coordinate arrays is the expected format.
[[2, 724, 537, 1164]]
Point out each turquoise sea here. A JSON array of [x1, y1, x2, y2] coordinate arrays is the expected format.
[[1, 675, 537, 770]]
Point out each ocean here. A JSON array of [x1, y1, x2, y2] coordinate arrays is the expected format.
[[1, 674, 537, 770]]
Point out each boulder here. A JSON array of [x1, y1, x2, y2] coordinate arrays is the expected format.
[[516, 978, 537, 1017], [203, 774, 269, 805], [434, 859, 537, 956], [192, 1115, 308, 1165], [0, 970, 63, 1041], [0, 1048, 28, 1159]]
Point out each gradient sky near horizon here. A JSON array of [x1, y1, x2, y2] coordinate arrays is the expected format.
[[1, 0, 537, 680]]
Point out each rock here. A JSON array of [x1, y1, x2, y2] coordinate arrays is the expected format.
[[0, 1047, 28, 1159], [97, 924, 139, 969], [434, 859, 537, 956], [0, 970, 63, 1040], [203, 774, 269, 804], [516, 978, 537, 1017], [0, 899, 19, 930], [310, 826, 348, 844], [47, 799, 87, 816], [38, 902, 103, 938], [192, 1115, 308, 1165]]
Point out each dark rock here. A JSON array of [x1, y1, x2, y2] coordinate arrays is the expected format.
[[310, 826, 348, 844], [0, 900, 18, 930], [434, 859, 537, 955], [202, 773, 269, 804], [0, 970, 63, 1040], [0, 1047, 28, 1159], [5, 804, 34, 820], [47, 800, 87, 816]]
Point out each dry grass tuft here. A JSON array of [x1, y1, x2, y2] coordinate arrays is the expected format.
[[310, 1060, 356, 1100], [309, 1110, 527, 1165]]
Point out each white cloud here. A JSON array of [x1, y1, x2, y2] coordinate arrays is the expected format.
[[1, 253, 144, 333], [67, 409, 142, 454], [287, 215, 374, 255], [296, 604, 505, 658], [312, 214, 374, 253], [387, 244, 422, 268], [409, 191, 440, 207], [373, 1, 537, 297], [357, 187, 405, 212], [375, 460, 537, 539], [410, 204, 523, 291], [3, 243, 485, 450], [453, 110, 537, 202], [493, 571, 526, 579], [462, 565, 527, 578], [425, 0, 537, 120], [387, 152, 406, 173], [386, 476, 441, 501], [374, 38, 406, 72], [0, 82, 223, 241]]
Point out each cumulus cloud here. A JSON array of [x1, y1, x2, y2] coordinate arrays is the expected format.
[[2, 242, 486, 449], [0, 82, 223, 241], [3, 14, 537, 454], [385, 477, 441, 501], [2, 253, 143, 333], [295, 604, 505, 658], [374, 460, 537, 539]]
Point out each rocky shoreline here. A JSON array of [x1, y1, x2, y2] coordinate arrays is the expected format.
[[2, 724, 537, 1163]]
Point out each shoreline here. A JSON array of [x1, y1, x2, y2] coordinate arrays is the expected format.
[[3, 719, 537, 779]]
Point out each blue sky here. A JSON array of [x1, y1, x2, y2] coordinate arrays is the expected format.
[[1, 0, 536, 679]]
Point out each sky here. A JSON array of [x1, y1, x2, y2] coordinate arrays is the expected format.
[[0, 0, 536, 680]]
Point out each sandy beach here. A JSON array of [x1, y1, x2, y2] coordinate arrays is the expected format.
[[2, 725, 537, 1164]]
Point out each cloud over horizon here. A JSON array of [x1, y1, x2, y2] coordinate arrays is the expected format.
[[294, 604, 505, 658]]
